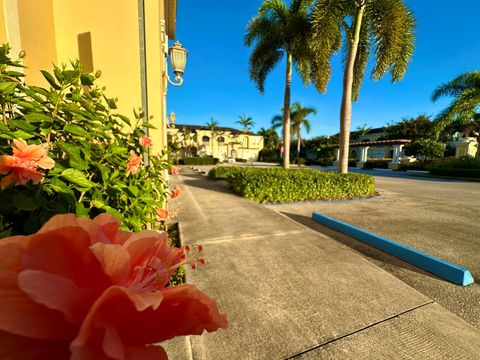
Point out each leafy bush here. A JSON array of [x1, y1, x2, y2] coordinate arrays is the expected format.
[[209, 166, 375, 203], [363, 159, 391, 169], [0, 44, 171, 236], [183, 156, 219, 165], [258, 148, 280, 162], [404, 139, 446, 163], [397, 163, 429, 171], [428, 156, 480, 178]]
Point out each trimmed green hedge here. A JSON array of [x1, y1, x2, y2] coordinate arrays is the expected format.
[[363, 159, 391, 169], [183, 157, 219, 165], [208, 167, 375, 203], [428, 157, 480, 178]]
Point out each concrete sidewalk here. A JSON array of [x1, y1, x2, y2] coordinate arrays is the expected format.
[[163, 169, 480, 359]]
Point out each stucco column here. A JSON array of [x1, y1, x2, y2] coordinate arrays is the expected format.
[[391, 145, 402, 164], [334, 148, 340, 162]]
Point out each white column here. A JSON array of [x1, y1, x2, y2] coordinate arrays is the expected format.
[[359, 146, 369, 163], [334, 148, 340, 162]]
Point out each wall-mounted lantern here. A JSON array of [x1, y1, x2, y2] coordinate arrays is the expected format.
[[169, 111, 176, 128], [166, 41, 188, 86]]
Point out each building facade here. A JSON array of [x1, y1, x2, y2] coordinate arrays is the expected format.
[[0, 0, 179, 155], [167, 124, 264, 162]]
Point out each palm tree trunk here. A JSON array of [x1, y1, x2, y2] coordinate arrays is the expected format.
[[282, 52, 292, 169], [338, 5, 365, 174], [297, 132, 301, 165]]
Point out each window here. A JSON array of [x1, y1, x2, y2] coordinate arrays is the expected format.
[[202, 136, 210, 143], [217, 136, 225, 144]]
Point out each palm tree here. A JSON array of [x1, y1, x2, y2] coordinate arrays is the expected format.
[[205, 118, 220, 156], [258, 127, 281, 150], [310, 0, 416, 173], [354, 124, 371, 141], [272, 102, 316, 163], [236, 114, 255, 134], [432, 71, 480, 127], [290, 103, 315, 164], [245, 0, 317, 169]]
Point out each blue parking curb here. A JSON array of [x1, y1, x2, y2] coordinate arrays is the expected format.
[[311, 212, 474, 286]]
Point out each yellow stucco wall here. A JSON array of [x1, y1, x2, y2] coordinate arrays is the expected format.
[[0, 0, 173, 154]]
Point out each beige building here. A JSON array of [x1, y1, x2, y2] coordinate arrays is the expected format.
[[0, 0, 182, 155], [167, 124, 264, 162]]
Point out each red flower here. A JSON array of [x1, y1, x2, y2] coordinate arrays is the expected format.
[[0, 139, 55, 189], [171, 186, 182, 199], [139, 136, 152, 148], [0, 214, 228, 359], [155, 208, 169, 221], [169, 166, 180, 176], [126, 150, 142, 176]]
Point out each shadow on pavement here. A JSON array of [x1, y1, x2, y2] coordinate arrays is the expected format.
[[180, 172, 239, 196], [280, 211, 444, 283]]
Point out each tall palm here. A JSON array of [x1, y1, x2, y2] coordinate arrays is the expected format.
[[245, 0, 317, 169], [310, 0, 416, 173], [272, 102, 316, 163], [236, 114, 255, 134], [290, 103, 315, 163], [432, 71, 480, 127], [258, 127, 281, 150], [205, 118, 220, 155]]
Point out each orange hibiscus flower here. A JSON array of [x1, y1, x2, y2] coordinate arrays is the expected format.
[[125, 150, 142, 176], [169, 166, 180, 176], [0, 214, 228, 359], [0, 139, 55, 189], [155, 208, 169, 221], [139, 136, 152, 148], [171, 186, 182, 199]]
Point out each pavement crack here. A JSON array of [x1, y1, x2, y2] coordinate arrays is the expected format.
[[284, 300, 434, 360]]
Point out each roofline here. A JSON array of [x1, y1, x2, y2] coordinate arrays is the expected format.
[[332, 139, 411, 148], [165, 0, 177, 38]]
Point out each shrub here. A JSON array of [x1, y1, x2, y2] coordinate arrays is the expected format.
[[183, 156, 219, 165], [428, 156, 480, 178], [258, 148, 280, 162], [0, 45, 171, 236], [404, 139, 446, 163], [209, 166, 375, 203], [363, 159, 391, 169]]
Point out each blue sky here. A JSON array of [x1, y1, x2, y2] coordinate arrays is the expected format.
[[167, 0, 480, 138]]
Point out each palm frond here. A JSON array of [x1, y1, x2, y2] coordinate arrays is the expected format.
[[249, 38, 283, 93], [245, 16, 277, 46], [310, 0, 346, 93], [351, 16, 371, 101], [432, 71, 480, 102], [369, 0, 416, 82], [435, 88, 480, 126], [258, 0, 288, 24]]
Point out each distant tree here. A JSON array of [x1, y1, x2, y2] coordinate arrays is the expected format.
[[245, 0, 317, 169], [290, 103, 315, 164], [205, 118, 221, 156], [310, 0, 416, 173], [236, 114, 255, 134], [383, 115, 437, 141], [258, 127, 281, 150], [353, 123, 371, 141], [404, 139, 446, 165]]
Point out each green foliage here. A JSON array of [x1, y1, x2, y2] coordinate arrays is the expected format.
[[383, 114, 438, 140], [208, 166, 375, 203], [236, 114, 255, 133], [258, 127, 281, 151], [363, 159, 391, 169], [432, 71, 480, 126], [404, 139, 446, 163], [0, 44, 170, 236], [418, 156, 480, 177], [258, 148, 281, 162], [183, 157, 219, 165]]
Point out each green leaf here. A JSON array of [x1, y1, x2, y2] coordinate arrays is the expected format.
[[11, 130, 35, 139], [63, 124, 92, 139], [13, 194, 39, 211], [75, 202, 89, 217], [0, 82, 17, 94], [141, 122, 157, 129], [60, 168, 95, 189], [9, 119, 36, 131], [80, 74, 94, 86], [24, 113, 54, 123], [41, 70, 61, 90]]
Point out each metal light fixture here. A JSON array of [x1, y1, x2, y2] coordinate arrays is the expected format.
[[166, 41, 188, 86]]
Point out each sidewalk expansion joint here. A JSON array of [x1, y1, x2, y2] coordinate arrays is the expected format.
[[283, 300, 434, 360], [183, 229, 308, 246]]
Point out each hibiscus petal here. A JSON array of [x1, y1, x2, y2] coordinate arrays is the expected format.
[[0, 271, 76, 340], [0, 330, 70, 360], [90, 243, 131, 284], [92, 214, 127, 244], [0, 241, 26, 272], [36, 155, 55, 169], [0, 172, 16, 189], [70, 286, 163, 359], [22, 227, 111, 291], [18, 270, 92, 324], [124, 345, 168, 360], [0, 155, 18, 174]]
